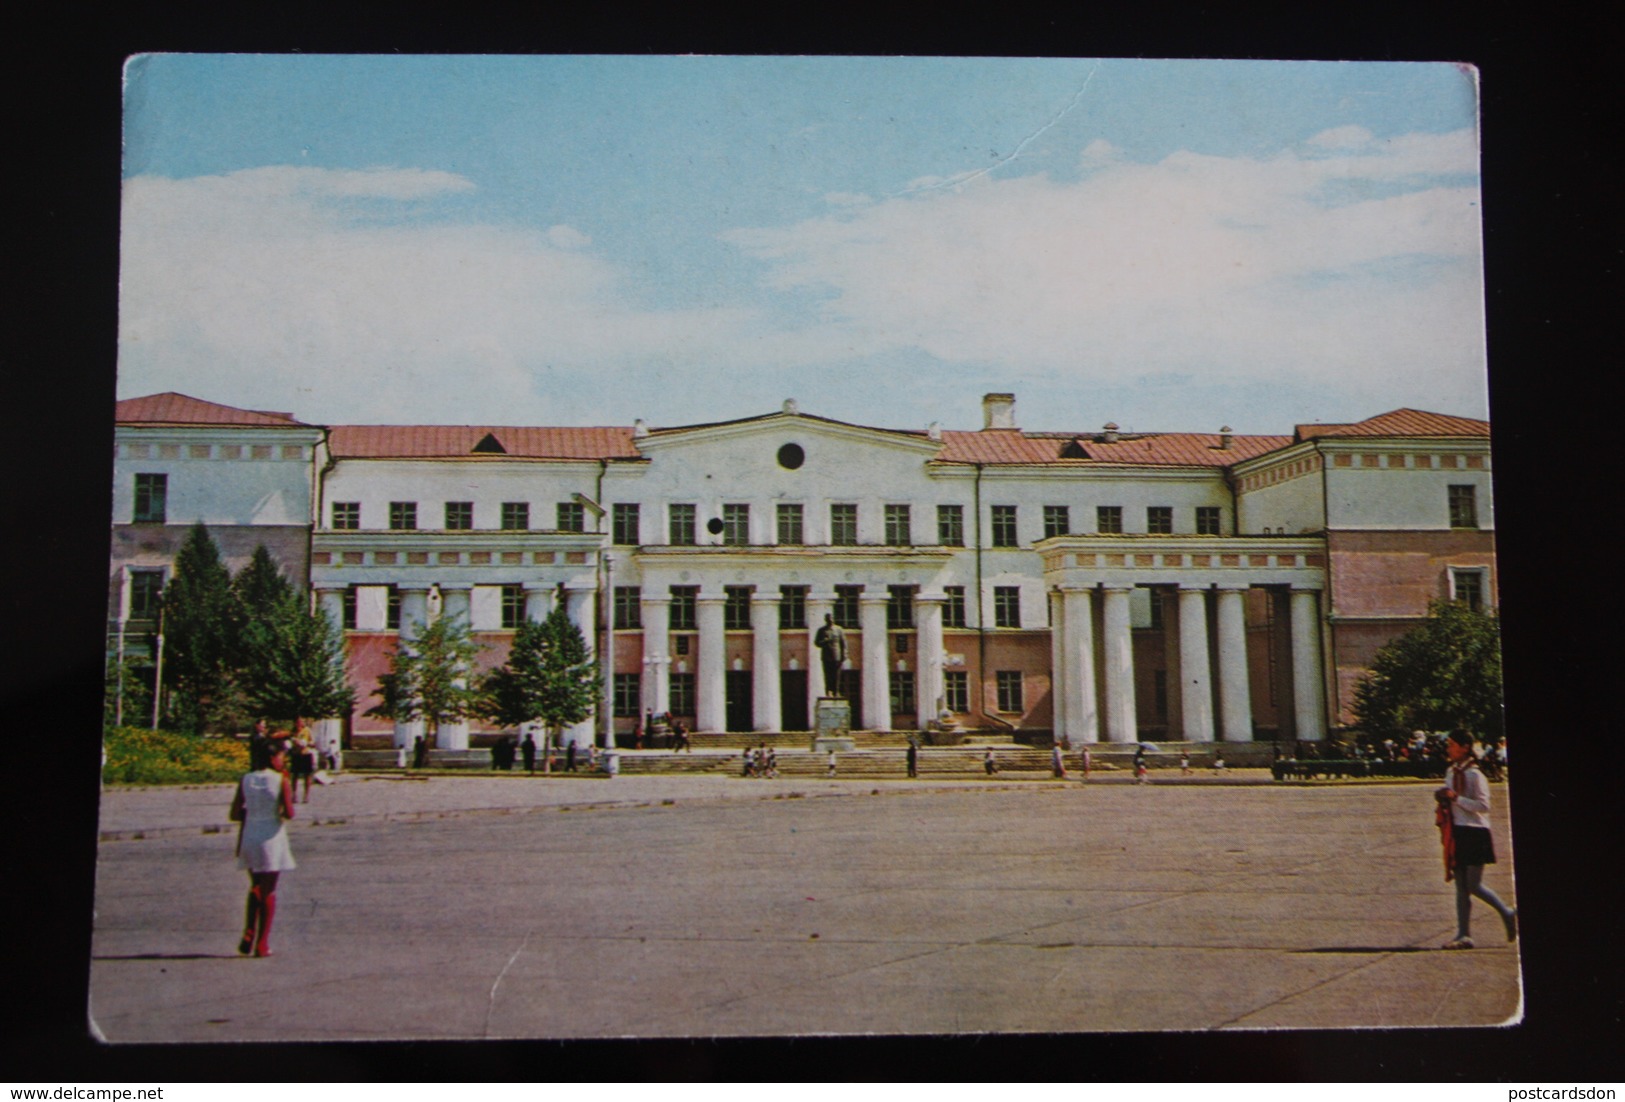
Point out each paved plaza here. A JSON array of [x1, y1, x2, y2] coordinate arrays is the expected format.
[[88, 771, 1521, 1041]]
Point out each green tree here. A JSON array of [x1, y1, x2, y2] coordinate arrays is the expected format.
[[366, 611, 487, 745], [483, 603, 600, 748], [230, 545, 352, 724], [1352, 599, 1504, 742], [160, 523, 243, 733]]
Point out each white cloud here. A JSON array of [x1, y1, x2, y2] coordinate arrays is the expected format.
[[545, 224, 592, 249], [1307, 124, 1373, 149], [721, 129, 1486, 420]]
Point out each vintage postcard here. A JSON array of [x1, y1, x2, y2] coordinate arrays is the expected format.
[[94, 56, 1513, 1040]]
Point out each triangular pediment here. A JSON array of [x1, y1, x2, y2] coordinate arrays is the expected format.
[[638, 409, 941, 458]]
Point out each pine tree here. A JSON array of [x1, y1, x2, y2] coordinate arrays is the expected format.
[[244, 597, 355, 725], [160, 523, 241, 733], [1353, 599, 1504, 742], [483, 603, 599, 747], [366, 611, 487, 744]]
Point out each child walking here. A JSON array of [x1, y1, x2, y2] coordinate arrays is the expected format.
[[1435, 730, 1517, 950]]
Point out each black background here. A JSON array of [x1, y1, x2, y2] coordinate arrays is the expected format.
[[8, 3, 1620, 1083]]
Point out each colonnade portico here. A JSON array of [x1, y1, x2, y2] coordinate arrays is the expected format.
[[1041, 536, 1330, 745]]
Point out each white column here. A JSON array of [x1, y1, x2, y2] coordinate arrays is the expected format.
[[915, 593, 945, 727], [523, 583, 554, 623], [1290, 586, 1327, 741], [394, 586, 431, 748], [1049, 589, 1067, 739], [641, 595, 671, 720], [563, 584, 598, 748], [1062, 587, 1099, 744], [807, 595, 834, 701], [1177, 586, 1215, 742], [751, 593, 782, 732], [696, 596, 727, 733], [1102, 585, 1137, 744], [1215, 585, 1253, 741], [859, 593, 891, 732], [436, 584, 473, 750]]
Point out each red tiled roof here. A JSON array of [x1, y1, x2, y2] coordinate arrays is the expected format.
[[116, 392, 308, 427], [328, 424, 641, 460], [1295, 408, 1489, 441], [935, 430, 1292, 467]]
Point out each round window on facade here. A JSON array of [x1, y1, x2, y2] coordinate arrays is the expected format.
[[706, 517, 726, 535], [777, 443, 805, 470]]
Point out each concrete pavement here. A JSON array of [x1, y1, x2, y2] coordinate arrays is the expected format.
[[88, 771, 1521, 1040]]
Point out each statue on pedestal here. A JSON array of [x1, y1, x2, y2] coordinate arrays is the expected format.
[[814, 612, 848, 697]]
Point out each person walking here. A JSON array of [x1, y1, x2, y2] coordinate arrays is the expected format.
[[1134, 745, 1148, 785], [1180, 753, 1192, 776], [1212, 751, 1226, 775], [229, 740, 296, 958], [906, 740, 918, 778], [984, 748, 998, 776], [521, 733, 536, 774], [1051, 742, 1067, 778], [565, 739, 578, 772], [1081, 744, 1091, 781], [826, 749, 838, 777], [412, 735, 428, 770], [1435, 730, 1517, 950]]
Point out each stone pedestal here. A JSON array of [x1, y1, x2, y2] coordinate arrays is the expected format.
[[812, 696, 855, 752]]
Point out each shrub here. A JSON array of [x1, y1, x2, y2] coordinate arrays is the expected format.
[[102, 725, 250, 785]]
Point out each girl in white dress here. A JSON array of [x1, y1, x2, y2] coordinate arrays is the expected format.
[[229, 741, 296, 957]]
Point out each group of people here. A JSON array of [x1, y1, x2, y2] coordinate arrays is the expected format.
[[249, 719, 326, 804], [630, 712, 691, 751], [741, 743, 779, 778]]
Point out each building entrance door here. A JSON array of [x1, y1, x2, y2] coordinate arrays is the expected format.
[[838, 669, 862, 729], [780, 669, 808, 731], [725, 670, 753, 732]]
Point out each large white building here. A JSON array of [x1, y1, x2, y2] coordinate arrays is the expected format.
[[110, 391, 1496, 750]]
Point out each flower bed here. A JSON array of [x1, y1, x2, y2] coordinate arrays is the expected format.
[[102, 726, 250, 785]]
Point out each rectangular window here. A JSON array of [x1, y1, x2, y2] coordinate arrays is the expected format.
[[996, 670, 1024, 713], [1196, 506, 1221, 536], [994, 586, 1021, 628], [887, 585, 916, 630], [557, 501, 585, 532], [724, 586, 752, 630], [895, 633, 909, 654], [991, 505, 1019, 547], [722, 504, 750, 546], [884, 504, 912, 546], [668, 586, 698, 631], [127, 569, 164, 620], [779, 586, 807, 630], [501, 502, 530, 531], [612, 503, 640, 545], [669, 503, 697, 545], [1448, 485, 1479, 529], [669, 673, 696, 717], [342, 587, 357, 630], [501, 585, 525, 629], [674, 634, 690, 657], [444, 501, 472, 530], [613, 672, 642, 718], [830, 503, 858, 545], [833, 585, 861, 629], [133, 473, 167, 523], [890, 670, 916, 716], [943, 586, 967, 629], [332, 501, 361, 530], [386, 586, 402, 630], [1452, 569, 1485, 612], [1148, 587, 1168, 631], [1097, 505, 1123, 534], [389, 502, 417, 531], [1043, 505, 1070, 539], [944, 670, 969, 713], [1147, 506, 1173, 534], [613, 586, 642, 630], [776, 503, 804, 545], [937, 504, 964, 547]]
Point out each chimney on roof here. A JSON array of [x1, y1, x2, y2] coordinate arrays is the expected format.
[[1100, 421, 1119, 444], [633, 418, 649, 439], [982, 393, 1016, 430], [1219, 425, 1233, 450]]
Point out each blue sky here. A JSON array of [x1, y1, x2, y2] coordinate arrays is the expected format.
[[120, 56, 1485, 433]]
